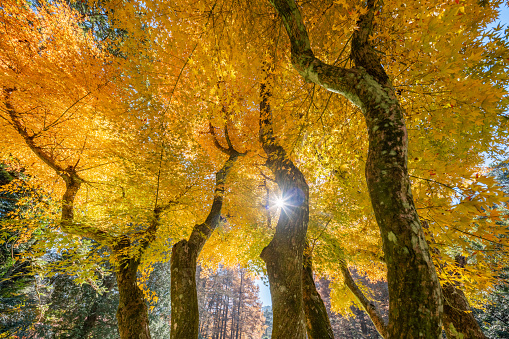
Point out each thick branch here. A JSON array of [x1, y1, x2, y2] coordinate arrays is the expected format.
[[350, 0, 389, 84], [302, 244, 334, 339], [137, 207, 161, 252], [209, 122, 245, 158], [184, 122, 245, 252], [267, 0, 362, 106], [340, 261, 388, 339], [4, 90, 67, 175]]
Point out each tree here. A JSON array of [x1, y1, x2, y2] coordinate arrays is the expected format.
[[0, 164, 40, 338], [2, 0, 509, 337], [258, 63, 309, 338], [264, 0, 507, 336], [170, 124, 244, 339], [1, 2, 190, 337]]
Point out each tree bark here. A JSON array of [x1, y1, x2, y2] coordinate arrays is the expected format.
[[443, 283, 486, 339], [422, 221, 487, 338], [259, 64, 308, 339], [302, 243, 334, 339], [171, 239, 200, 339], [170, 138, 242, 339], [114, 237, 151, 339], [267, 0, 443, 337]]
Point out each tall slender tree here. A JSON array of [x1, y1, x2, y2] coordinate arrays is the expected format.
[[171, 124, 245, 339]]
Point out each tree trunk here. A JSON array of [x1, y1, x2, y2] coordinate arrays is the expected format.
[[422, 222, 487, 339], [220, 281, 230, 339], [302, 243, 334, 339], [170, 239, 200, 339], [170, 143, 242, 339], [266, 0, 443, 337], [235, 270, 243, 339], [259, 64, 308, 339], [443, 283, 486, 339], [115, 238, 151, 339]]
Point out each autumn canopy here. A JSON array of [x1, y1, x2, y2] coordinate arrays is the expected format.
[[1, 0, 508, 338]]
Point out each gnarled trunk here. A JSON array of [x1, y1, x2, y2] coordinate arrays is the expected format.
[[259, 65, 308, 339], [115, 238, 151, 339], [302, 244, 334, 339]]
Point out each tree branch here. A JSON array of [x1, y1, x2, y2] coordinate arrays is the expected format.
[[340, 261, 388, 338], [187, 125, 244, 253], [267, 0, 363, 107]]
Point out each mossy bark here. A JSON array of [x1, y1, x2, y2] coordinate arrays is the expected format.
[[259, 65, 308, 339], [267, 0, 443, 337]]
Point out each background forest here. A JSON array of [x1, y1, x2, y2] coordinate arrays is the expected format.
[[1, 0, 509, 338]]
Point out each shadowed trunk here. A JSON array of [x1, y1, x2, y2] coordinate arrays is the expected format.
[[259, 64, 308, 339], [170, 135, 242, 339], [266, 0, 443, 336], [302, 243, 334, 339], [443, 283, 486, 339], [422, 221, 487, 339], [171, 239, 200, 339]]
